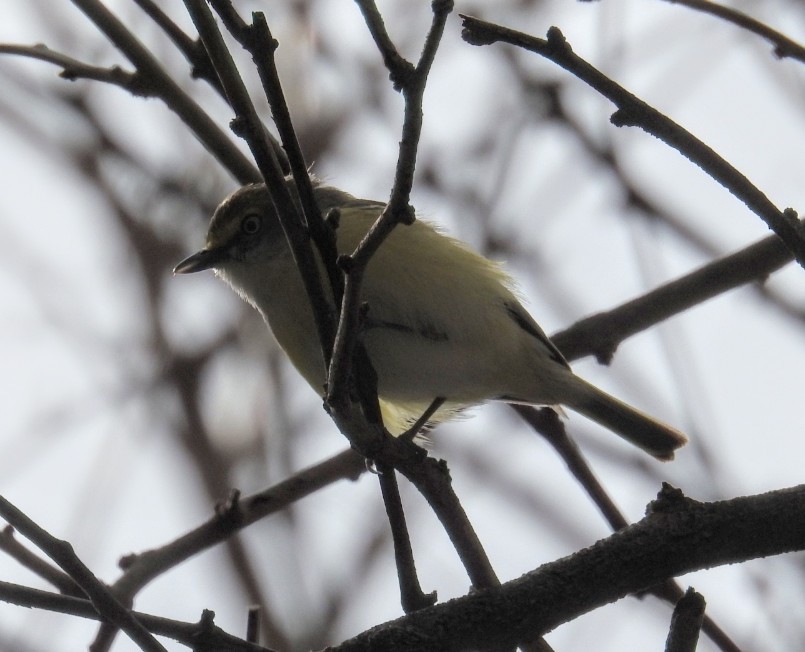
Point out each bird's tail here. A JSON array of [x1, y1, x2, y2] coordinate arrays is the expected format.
[[566, 378, 687, 461]]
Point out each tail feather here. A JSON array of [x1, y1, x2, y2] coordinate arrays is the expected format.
[[567, 379, 687, 461]]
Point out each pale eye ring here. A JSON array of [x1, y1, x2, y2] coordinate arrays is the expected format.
[[241, 213, 262, 235]]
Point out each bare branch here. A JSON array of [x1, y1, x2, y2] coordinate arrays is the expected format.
[[0, 526, 83, 598], [376, 462, 437, 613], [131, 0, 225, 96], [659, 0, 805, 63], [513, 409, 740, 652], [0, 43, 147, 92], [330, 484, 805, 651], [0, 496, 167, 652], [551, 233, 793, 364], [184, 0, 336, 375], [460, 18, 805, 269], [0, 582, 276, 652], [69, 0, 258, 183], [327, 0, 452, 418], [665, 588, 707, 652], [111, 449, 365, 598]]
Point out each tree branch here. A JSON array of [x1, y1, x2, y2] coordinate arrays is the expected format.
[[111, 449, 365, 599], [327, 0, 453, 408], [68, 0, 258, 184], [131, 0, 226, 96], [0, 525, 83, 598], [0, 43, 147, 91], [183, 0, 336, 372], [551, 233, 793, 364], [659, 0, 805, 63], [0, 495, 167, 652], [460, 18, 805, 269], [665, 587, 706, 652], [0, 582, 275, 652], [330, 484, 805, 651], [513, 408, 740, 652]]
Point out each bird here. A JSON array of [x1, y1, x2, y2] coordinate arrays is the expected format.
[[174, 179, 686, 460]]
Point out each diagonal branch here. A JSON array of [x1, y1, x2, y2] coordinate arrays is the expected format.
[[206, 2, 341, 347], [659, 0, 805, 63], [68, 0, 258, 184], [0, 495, 167, 652], [0, 525, 83, 598], [514, 408, 740, 652], [131, 0, 225, 96], [329, 484, 805, 651], [183, 0, 336, 367], [460, 18, 805, 269], [550, 232, 793, 364], [111, 449, 365, 599]]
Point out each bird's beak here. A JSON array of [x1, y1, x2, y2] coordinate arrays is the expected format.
[[173, 247, 225, 274]]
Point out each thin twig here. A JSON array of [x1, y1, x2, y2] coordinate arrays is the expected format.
[[0, 526, 84, 597], [183, 0, 335, 367], [376, 463, 437, 612], [460, 18, 805, 269], [246, 606, 261, 644], [247, 13, 341, 299], [131, 0, 225, 96], [0, 581, 276, 652], [328, 0, 452, 411], [513, 408, 628, 529], [68, 0, 258, 183], [655, 583, 739, 652], [0, 496, 167, 652], [0, 43, 147, 92], [353, 0, 414, 88], [660, 0, 805, 63], [207, 3, 340, 347]]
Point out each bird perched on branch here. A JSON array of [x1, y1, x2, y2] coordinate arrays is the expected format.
[[175, 180, 686, 460]]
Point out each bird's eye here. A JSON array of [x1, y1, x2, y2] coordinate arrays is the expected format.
[[241, 213, 261, 235]]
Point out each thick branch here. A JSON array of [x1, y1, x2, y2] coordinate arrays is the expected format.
[[331, 484, 805, 651]]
